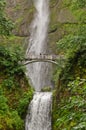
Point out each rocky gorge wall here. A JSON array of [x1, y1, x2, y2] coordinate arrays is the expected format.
[[49, 0, 76, 53], [6, 0, 77, 52], [6, 0, 34, 37]]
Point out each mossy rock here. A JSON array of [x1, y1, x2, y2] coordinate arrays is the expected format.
[[41, 86, 51, 92]]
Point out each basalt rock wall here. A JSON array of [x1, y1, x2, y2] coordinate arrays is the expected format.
[[6, 0, 76, 52]]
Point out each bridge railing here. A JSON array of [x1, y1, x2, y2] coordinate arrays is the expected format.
[[24, 54, 64, 61]]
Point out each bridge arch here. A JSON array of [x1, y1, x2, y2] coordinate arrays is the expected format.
[[24, 59, 59, 65], [24, 59, 62, 67]]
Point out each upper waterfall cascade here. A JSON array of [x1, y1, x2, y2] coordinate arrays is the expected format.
[[26, 0, 52, 91]]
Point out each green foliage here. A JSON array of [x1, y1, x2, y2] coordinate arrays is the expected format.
[[64, 0, 86, 9], [0, 1, 34, 130], [56, 23, 86, 55], [0, 45, 34, 130], [0, 86, 33, 130], [53, 78, 86, 130], [54, 33, 86, 86], [0, 91, 8, 112], [0, 109, 24, 130], [0, 0, 14, 36], [57, 34, 86, 56], [63, 0, 86, 22], [0, 45, 25, 89], [0, 87, 24, 130], [55, 33, 86, 85], [53, 29, 86, 130], [53, 1, 86, 130], [17, 89, 33, 118], [0, 0, 6, 11]]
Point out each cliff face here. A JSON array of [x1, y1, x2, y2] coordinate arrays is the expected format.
[[6, 0, 76, 52], [49, 0, 76, 53], [6, 0, 34, 37]]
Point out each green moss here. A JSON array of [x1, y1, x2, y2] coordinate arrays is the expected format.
[[49, 24, 58, 33], [0, 35, 25, 46], [50, 0, 57, 5], [41, 86, 51, 92], [14, 4, 21, 11]]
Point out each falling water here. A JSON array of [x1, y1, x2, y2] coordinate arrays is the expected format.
[[25, 0, 52, 130], [26, 0, 52, 91], [25, 92, 52, 130]]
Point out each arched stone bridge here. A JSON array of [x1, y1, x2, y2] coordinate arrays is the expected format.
[[23, 54, 64, 65]]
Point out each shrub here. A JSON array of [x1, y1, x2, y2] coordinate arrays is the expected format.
[[52, 78, 86, 130]]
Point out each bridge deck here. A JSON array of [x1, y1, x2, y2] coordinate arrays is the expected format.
[[25, 54, 64, 61]]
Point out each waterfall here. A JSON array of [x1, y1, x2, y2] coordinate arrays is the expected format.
[[25, 92, 52, 130], [25, 0, 52, 130], [26, 0, 52, 91]]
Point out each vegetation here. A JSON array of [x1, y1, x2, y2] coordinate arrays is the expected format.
[[0, 45, 33, 130], [41, 86, 51, 92], [53, 78, 86, 130], [0, 1, 33, 130], [52, 0, 86, 129], [0, 0, 86, 130]]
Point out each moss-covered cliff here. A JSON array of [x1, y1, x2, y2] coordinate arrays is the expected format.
[[49, 0, 77, 53], [5, 0, 77, 52], [6, 0, 34, 36]]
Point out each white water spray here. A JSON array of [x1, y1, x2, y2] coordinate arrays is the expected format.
[[25, 92, 52, 130], [26, 0, 52, 91]]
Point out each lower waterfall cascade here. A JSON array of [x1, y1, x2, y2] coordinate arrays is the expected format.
[[25, 92, 52, 130], [25, 0, 52, 130]]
